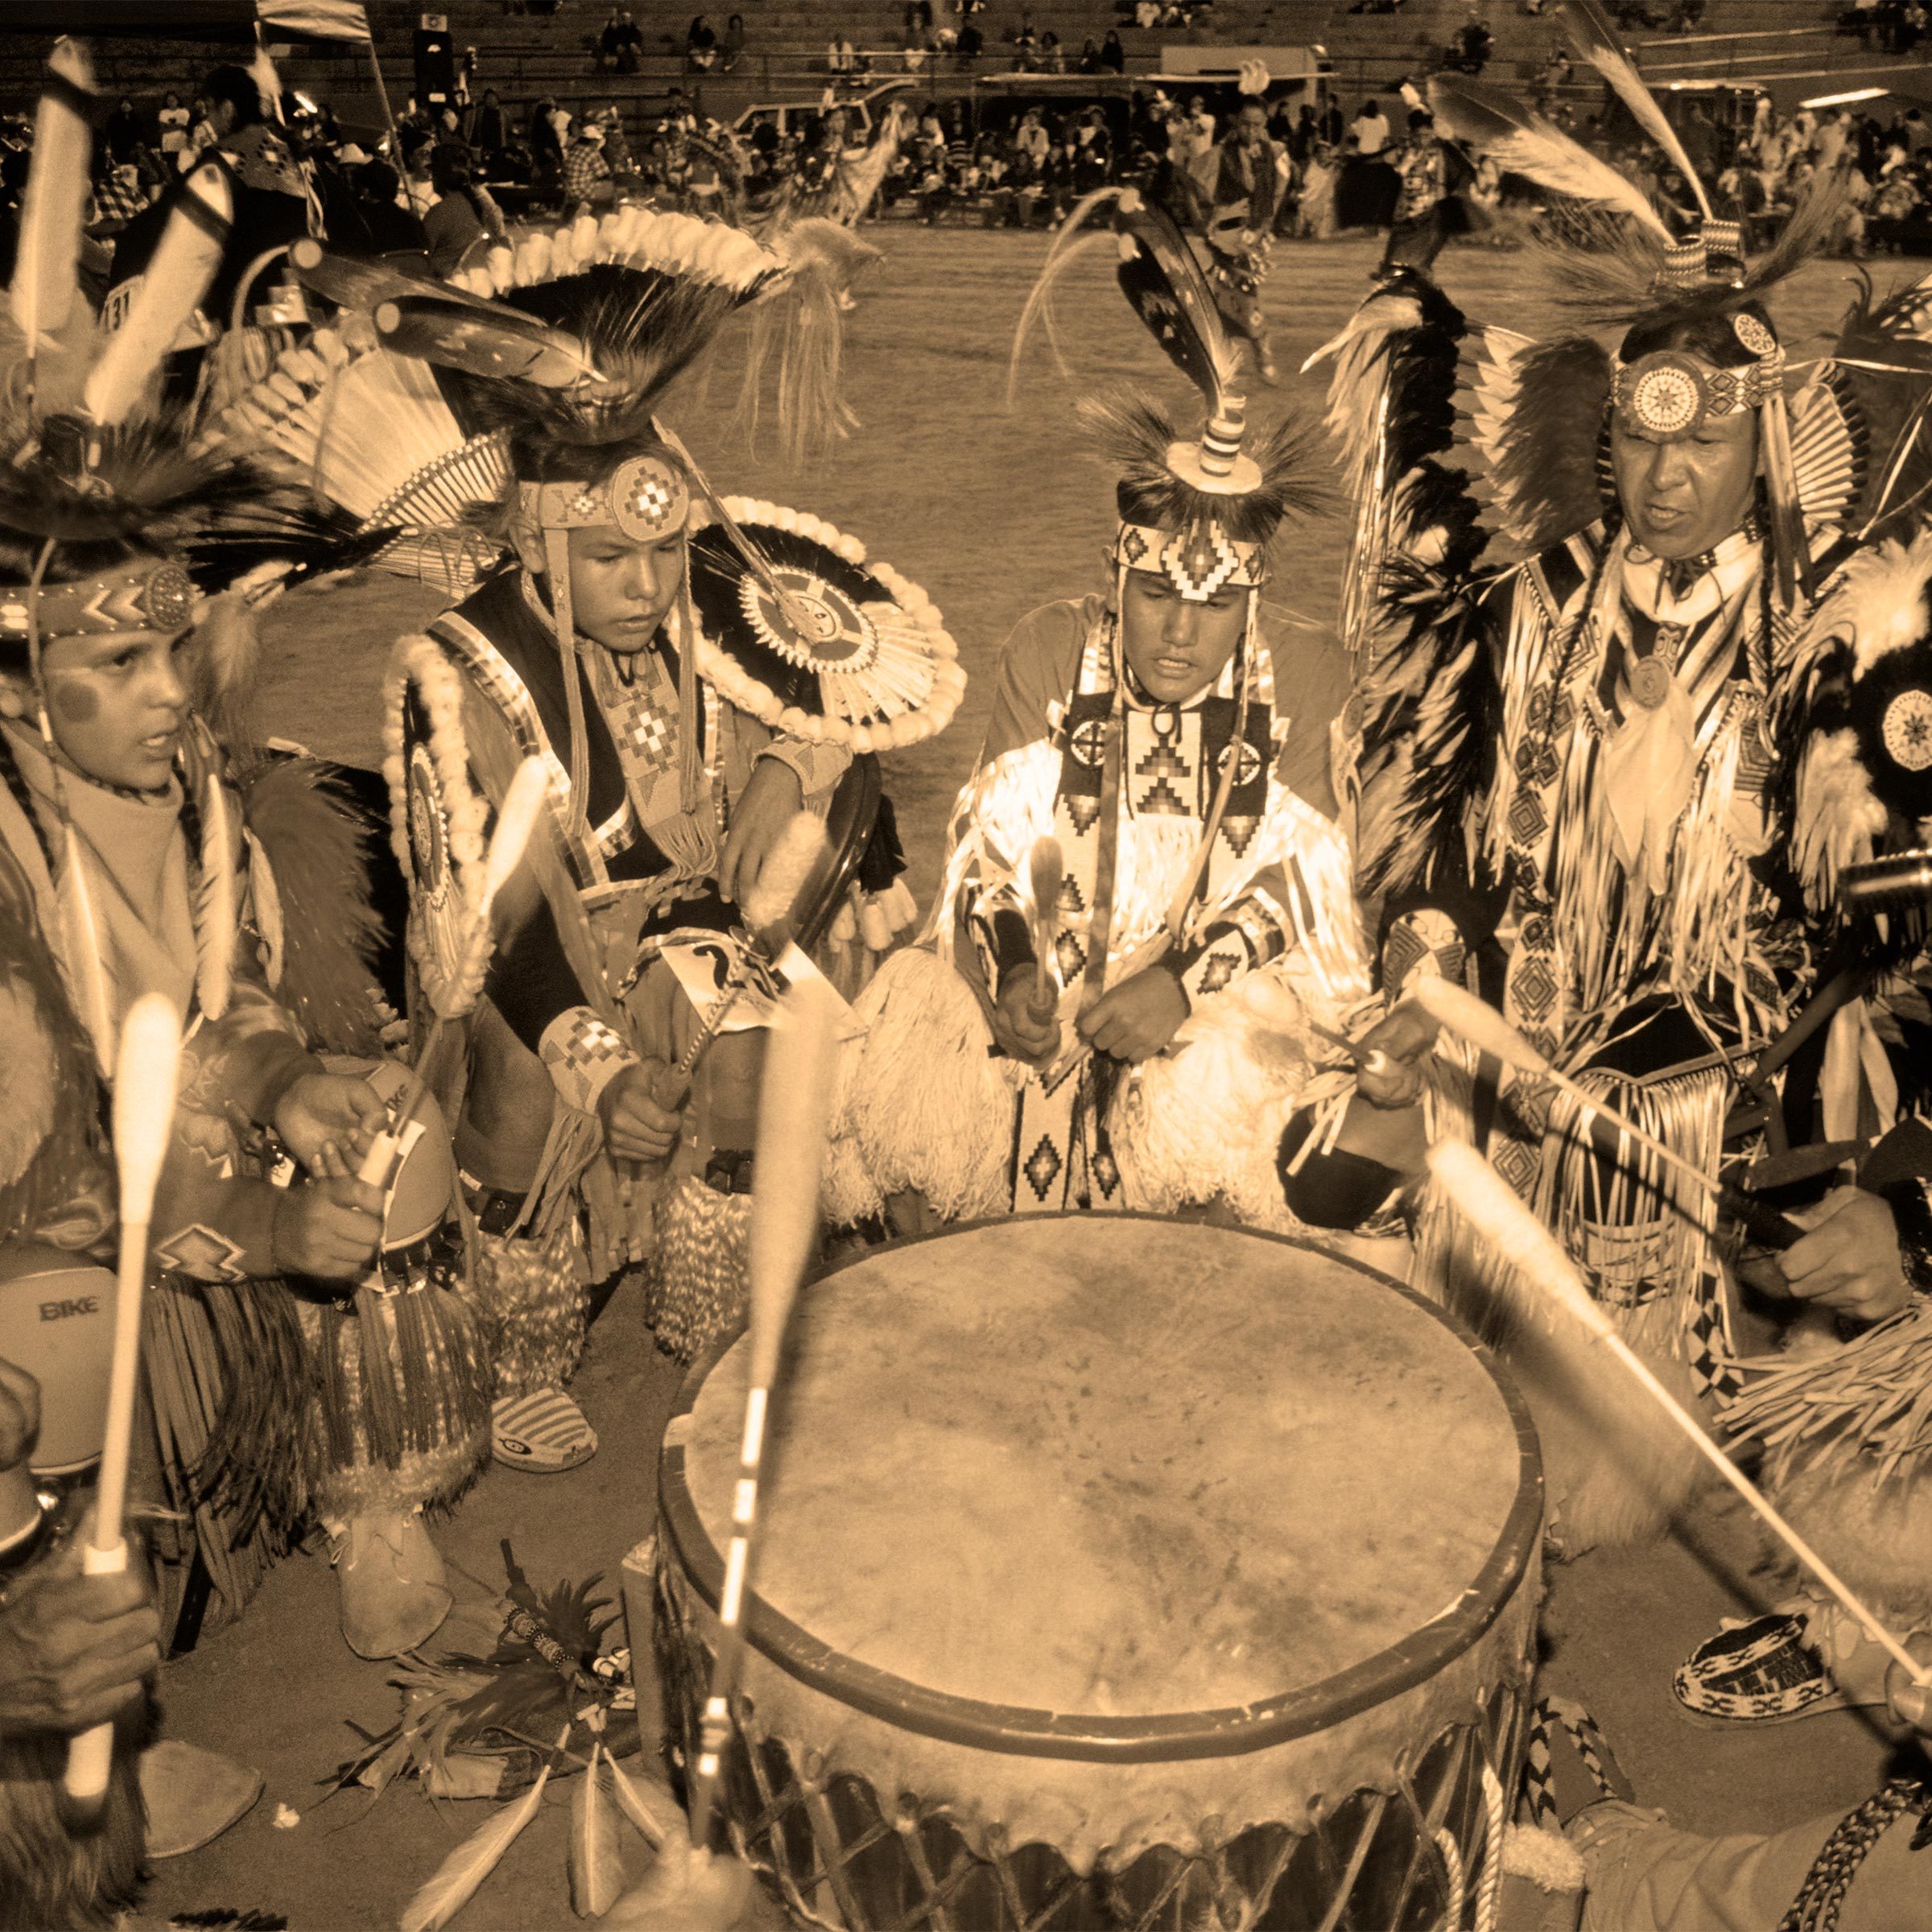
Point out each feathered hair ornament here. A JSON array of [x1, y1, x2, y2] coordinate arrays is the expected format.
[[1429, 38, 1851, 608], [1011, 185, 1329, 601]]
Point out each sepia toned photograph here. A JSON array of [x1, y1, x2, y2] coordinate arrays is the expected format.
[[0, 1, 1928, 1926]]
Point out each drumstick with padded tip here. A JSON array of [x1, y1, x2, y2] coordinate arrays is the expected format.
[[359, 757, 551, 1187], [1428, 1139, 1932, 1692], [1026, 836, 1063, 1009], [1405, 977, 1806, 1253], [686, 973, 843, 1853], [64, 993, 182, 1817]]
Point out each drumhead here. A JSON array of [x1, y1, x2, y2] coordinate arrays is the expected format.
[[660, 1215, 1540, 1761]]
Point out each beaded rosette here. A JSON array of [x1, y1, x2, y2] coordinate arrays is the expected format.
[[686, 499, 964, 754], [382, 633, 492, 1018]]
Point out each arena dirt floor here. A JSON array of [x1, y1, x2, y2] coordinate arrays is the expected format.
[[138, 228, 1926, 1930]]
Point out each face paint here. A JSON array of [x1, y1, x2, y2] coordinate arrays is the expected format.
[[49, 680, 101, 724]]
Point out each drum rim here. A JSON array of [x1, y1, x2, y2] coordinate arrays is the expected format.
[[657, 1212, 1543, 1765]]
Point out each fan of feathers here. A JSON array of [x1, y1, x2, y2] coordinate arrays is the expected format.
[[333, 1542, 635, 1802]]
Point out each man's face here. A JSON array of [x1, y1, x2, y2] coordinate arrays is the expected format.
[[1237, 105, 1266, 147], [5, 624, 191, 792], [1610, 406, 1759, 559], [558, 522, 687, 652], [1119, 568, 1248, 704]]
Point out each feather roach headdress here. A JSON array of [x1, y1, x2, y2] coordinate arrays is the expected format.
[[256, 208, 957, 833], [1422, 39, 1872, 606], [1013, 186, 1328, 604], [0, 40, 361, 649]]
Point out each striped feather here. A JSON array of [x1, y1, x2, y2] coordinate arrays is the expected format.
[[1558, 0, 1712, 217], [1428, 76, 1671, 239]]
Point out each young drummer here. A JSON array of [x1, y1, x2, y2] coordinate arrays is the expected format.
[[828, 192, 1381, 1238], [265, 211, 947, 1419]]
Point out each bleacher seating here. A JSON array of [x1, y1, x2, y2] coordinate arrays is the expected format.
[[0, 0, 1857, 141]]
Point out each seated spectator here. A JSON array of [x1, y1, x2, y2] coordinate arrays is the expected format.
[[1100, 28, 1126, 71], [722, 13, 746, 68], [564, 119, 614, 204], [959, 19, 985, 57], [422, 142, 505, 274], [687, 14, 718, 71], [354, 159, 431, 254]]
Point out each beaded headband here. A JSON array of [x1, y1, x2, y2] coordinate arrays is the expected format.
[[1113, 517, 1268, 601], [1612, 312, 1784, 439], [0, 559, 200, 646], [518, 452, 690, 543]]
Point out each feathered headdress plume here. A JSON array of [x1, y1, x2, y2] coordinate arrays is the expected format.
[[1558, 0, 1714, 222], [1012, 187, 1330, 564], [1426, 75, 1669, 243]]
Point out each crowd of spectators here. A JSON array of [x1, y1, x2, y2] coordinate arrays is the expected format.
[[6, 38, 1931, 303], [1836, 1, 1930, 53]]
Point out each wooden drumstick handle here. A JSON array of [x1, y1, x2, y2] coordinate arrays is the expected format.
[[1428, 1141, 1932, 1691], [688, 974, 843, 1852], [1406, 979, 1805, 1249], [68, 993, 181, 1813], [745, 974, 843, 1393]]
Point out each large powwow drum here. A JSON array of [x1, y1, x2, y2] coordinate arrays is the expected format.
[[654, 1216, 1542, 1930]]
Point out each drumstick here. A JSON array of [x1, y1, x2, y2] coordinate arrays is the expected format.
[[1428, 1139, 1932, 1692], [1026, 836, 1063, 1009], [1405, 978, 1806, 1253], [65, 993, 182, 1815], [687, 973, 842, 1853], [359, 757, 549, 1186], [1306, 1017, 1393, 1077], [674, 811, 828, 1083]]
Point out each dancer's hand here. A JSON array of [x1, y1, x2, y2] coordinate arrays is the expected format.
[[1076, 964, 1189, 1063], [0, 1358, 39, 1472], [1353, 999, 1439, 1109], [0, 1509, 158, 1737], [1884, 1632, 1932, 1743], [1779, 1188, 1913, 1324], [274, 1071, 386, 1174], [273, 1174, 385, 1280], [991, 972, 1061, 1067], [603, 1839, 756, 1932], [719, 757, 804, 910], [599, 1062, 688, 1163]]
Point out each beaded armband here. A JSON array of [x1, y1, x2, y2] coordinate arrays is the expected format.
[[1175, 894, 1289, 1005], [539, 1007, 640, 1116]]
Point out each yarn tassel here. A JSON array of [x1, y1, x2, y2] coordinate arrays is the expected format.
[[399, 1735, 560, 1932]]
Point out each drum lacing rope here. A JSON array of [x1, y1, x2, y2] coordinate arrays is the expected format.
[[1430, 1761, 1504, 1932], [1476, 1761, 1507, 1932], [1431, 1831, 1464, 1930]]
